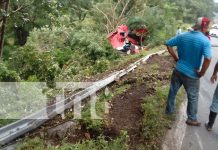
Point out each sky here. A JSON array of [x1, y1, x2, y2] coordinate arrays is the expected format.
[[215, 0, 218, 3]]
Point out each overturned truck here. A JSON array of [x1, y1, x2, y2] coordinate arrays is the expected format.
[[107, 25, 147, 54]]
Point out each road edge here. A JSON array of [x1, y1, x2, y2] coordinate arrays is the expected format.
[[161, 98, 187, 150]]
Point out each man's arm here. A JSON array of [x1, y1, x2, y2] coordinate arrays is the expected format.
[[197, 58, 211, 78], [198, 40, 212, 78], [166, 46, 179, 62], [211, 61, 218, 83]]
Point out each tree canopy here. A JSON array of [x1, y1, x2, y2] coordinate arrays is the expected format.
[[0, 0, 217, 85]]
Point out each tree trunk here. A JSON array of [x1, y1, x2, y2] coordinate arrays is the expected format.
[[14, 26, 29, 46], [0, 0, 10, 58]]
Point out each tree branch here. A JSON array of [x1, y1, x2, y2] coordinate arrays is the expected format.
[[112, 0, 122, 27], [95, 5, 113, 30], [0, 4, 30, 23], [118, 0, 130, 20]]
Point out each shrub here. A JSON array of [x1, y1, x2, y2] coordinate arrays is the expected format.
[[26, 24, 72, 51], [8, 46, 60, 87], [52, 48, 73, 68], [0, 61, 20, 82], [93, 58, 110, 73], [69, 30, 118, 62]]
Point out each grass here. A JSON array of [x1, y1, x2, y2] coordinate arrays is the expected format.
[[17, 130, 129, 150], [149, 64, 160, 71], [112, 46, 164, 69], [139, 85, 184, 150], [17, 83, 131, 149], [77, 84, 131, 133], [0, 119, 17, 127], [17, 137, 45, 150]]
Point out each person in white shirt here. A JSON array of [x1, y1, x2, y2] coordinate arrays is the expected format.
[[176, 27, 182, 35]]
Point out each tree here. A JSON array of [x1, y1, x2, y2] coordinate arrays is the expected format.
[[0, 0, 10, 58], [94, 0, 132, 33]]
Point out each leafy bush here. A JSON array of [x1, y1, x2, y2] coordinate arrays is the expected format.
[[56, 29, 119, 80], [52, 48, 74, 68], [69, 30, 118, 62], [26, 25, 72, 52], [127, 17, 147, 31], [27, 75, 40, 82], [142, 6, 178, 46], [93, 58, 110, 73], [22, 13, 120, 82], [0, 61, 20, 82], [8, 46, 60, 87]]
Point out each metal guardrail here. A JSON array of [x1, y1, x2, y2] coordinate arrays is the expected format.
[[0, 50, 166, 147]]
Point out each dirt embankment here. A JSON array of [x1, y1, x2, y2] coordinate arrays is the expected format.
[[18, 54, 176, 149], [105, 54, 174, 149]]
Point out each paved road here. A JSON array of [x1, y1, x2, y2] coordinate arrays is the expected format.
[[181, 37, 218, 150]]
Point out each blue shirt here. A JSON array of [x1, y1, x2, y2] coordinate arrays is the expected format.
[[166, 31, 212, 79]]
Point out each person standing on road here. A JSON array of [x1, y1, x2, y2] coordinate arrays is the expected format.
[[205, 62, 218, 131], [165, 17, 212, 126]]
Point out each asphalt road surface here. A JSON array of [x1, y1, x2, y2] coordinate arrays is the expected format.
[[181, 37, 218, 150]]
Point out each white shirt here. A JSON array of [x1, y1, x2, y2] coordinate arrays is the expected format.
[[176, 28, 182, 35]]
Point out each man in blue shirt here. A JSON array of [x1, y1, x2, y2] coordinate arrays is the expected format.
[[165, 17, 212, 126]]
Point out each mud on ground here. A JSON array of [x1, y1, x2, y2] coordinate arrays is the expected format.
[[105, 54, 174, 149]]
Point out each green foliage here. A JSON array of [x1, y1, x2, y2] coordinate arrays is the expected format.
[[80, 97, 107, 134], [0, 119, 17, 127], [21, 13, 120, 81], [0, 61, 20, 82], [78, 85, 130, 134], [69, 30, 117, 62], [140, 85, 184, 149], [215, 4, 218, 13], [17, 137, 45, 150], [141, 86, 169, 140], [58, 0, 93, 21], [93, 59, 110, 73], [145, 7, 177, 45], [18, 131, 129, 150], [53, 49, 73, 68], [166, 0, 216, 22], [27, 75, 40, 82], [2, 0, 217, 83], [55, 29, 119, 80], [127, 17, 147, 31], [26, 23, 72, 51], [8, 46, 60, 87]]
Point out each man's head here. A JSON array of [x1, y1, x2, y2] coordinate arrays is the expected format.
[[193, 17, 210, 33]]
